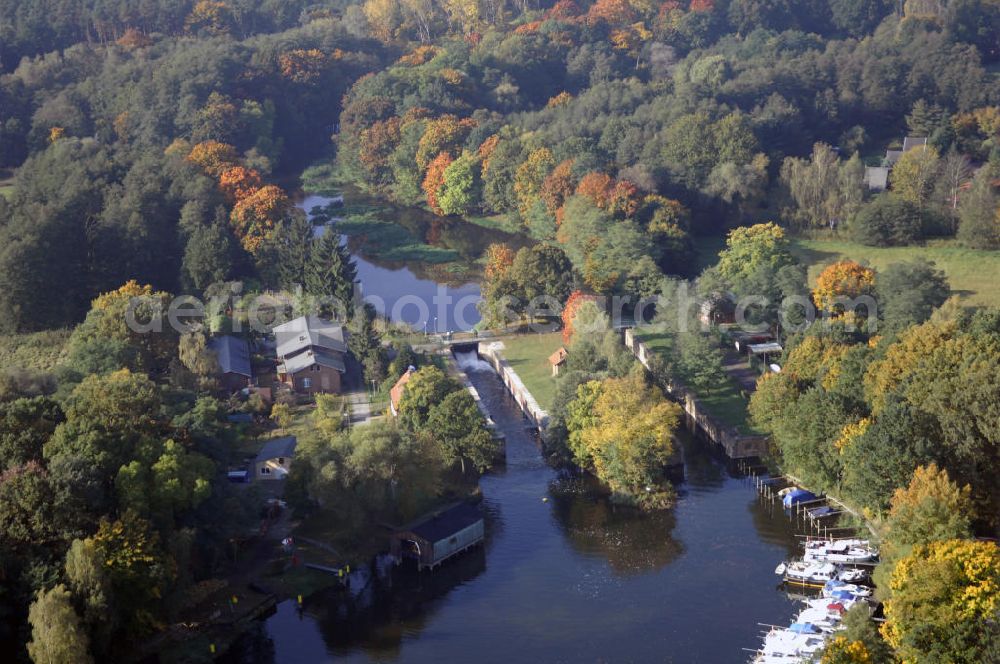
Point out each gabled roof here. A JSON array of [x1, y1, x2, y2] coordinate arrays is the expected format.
[[864, 166, 889, 191], [281, 348, 346, 375], [390, 366, 416, 412], [255, 436, 297, 463], [274, 315, 347, 358], [884, 149, 904, 166], [208, 335, 252, 377], [902, 136, 927, 152], [407, 502, 483, 543], [548, 347, 568, 366]]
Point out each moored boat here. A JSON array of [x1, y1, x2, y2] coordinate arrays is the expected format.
[[803, 538, 878, 564]]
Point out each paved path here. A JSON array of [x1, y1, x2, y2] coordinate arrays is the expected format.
[[722, 349, 759, 392]]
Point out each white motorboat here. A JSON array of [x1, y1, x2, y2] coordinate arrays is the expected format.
[[759, 628, 827, 659], [823, 579, 873, 599], [803, 538, 878, 564]]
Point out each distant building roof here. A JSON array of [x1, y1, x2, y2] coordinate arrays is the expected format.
[[209, 335, 252, 377], [390, 366, 416, 414], [748, 342, 783, 355], [884, 149, 904, 166], [274, 315, 347, 358], [902, 136, 928, 152], [407, 502, 483, 543], [281, 348, 346, 375], [226, 413, 253, 424], [548, 347, 568, 366], [864, 166, 889, 191], [255, 436, 297, 464]]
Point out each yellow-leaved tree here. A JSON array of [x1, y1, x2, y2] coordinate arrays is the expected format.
[[882, 539, 1000, 662], [568, 372, 681, 509], [812, 260, 875, 314]]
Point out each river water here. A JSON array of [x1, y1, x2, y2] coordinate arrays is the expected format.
[[296, 194, 529, 333], [225, 352, 810, 663]]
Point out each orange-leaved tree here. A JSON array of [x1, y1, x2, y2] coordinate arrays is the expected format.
[[218, 166, 262, 202], [422, 152, 454, 215], [229, 185, 291, 254], [187, 140, 239, 178]]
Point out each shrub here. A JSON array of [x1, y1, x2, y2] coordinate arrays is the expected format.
[[849, 195, 923, 246]]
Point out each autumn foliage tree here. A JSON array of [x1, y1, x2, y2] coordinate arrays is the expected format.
[[186, 140, 238, 178], [566, 372, 681, 509], [218, 166, 262, 202], [882, 539, 1000, 663], [278, 49, 331, 84], [561, 290, 601, 344], [230, 185, 291, 254], [812, 261, 876, 314], [422, 152, 453, 214]]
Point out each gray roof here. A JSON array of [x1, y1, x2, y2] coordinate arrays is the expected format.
[[209, 335, 252, 377], [884, 150, 904, 166], [274, 315, 347, 358], [281, 348, 346, 375], [902, 136, 927, 152], [255, 436, 297, 463], [864, 166, 889, 191]]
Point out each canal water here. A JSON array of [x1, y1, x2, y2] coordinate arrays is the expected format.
[[225, 352, 808, 663]]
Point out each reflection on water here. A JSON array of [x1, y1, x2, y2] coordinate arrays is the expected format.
[[227, 353, 813, 663], [295, 193, 528, 332]]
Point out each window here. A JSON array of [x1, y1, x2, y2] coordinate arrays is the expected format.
[[261, 466, 270, 475], [302, 377, 312, 389], [278, 457, 285, 465]]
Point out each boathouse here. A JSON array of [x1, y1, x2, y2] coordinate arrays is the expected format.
[[390, 502, 484, 571]]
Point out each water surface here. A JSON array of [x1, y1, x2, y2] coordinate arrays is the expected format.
[[226, 353, 807, 663]]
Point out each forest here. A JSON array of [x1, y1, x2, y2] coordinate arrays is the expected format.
[[1, 0, 999, 662]]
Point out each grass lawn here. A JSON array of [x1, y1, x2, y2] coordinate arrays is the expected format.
[[0, 329, 72, 372], [695, 233, 1000, 308], [498, 332, 563, 411], [636, 330, 761, 435], [0, 182, 13, 200], [790, 237, 1000, 307]]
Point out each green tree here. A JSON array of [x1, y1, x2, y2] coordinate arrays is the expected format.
[[850, 195, 924, 247], [26, 584, 93, 664], [875, 259, 950, 333], [957, 169, 1000, 249], [426, 391, 499, 473], [306, 229, 358, 314], [890, 146, 940, 207], [438, 151, 481, 216], [0, 397, 62, 471], [343, 420, 444, 520], [712, 222, 796, 290], [397, 366, 457, 431], [182, 216, 234, 291]]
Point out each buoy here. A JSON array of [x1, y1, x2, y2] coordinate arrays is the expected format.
[[297, 594, 303, 606], [542, 497, 549, 502]]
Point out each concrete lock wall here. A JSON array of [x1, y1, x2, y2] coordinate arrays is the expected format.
[[623, 329, 768, 460], [477, 342, 550, 431]]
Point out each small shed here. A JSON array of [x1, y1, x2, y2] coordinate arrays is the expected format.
[[548, 347, 568, 376], [254, 436, 297, 480], [390, 502, 484, 571], [747, 341, 783, 363]]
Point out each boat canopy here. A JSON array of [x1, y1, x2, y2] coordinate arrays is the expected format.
[[783, 489, 818, 507], [788, 623, 821, 634]]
